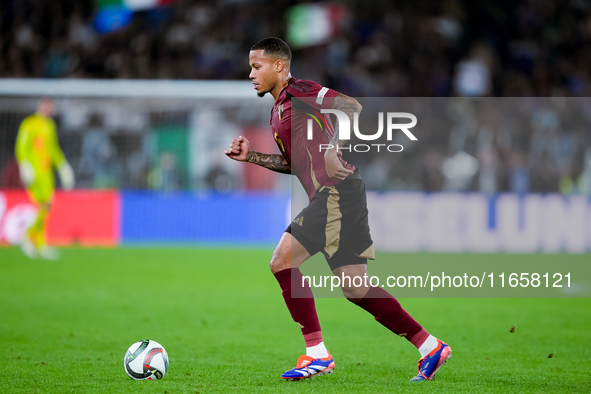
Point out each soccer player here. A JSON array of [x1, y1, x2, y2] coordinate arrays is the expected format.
[[225, 37, 451, 382], [15, 97, 74, 259]]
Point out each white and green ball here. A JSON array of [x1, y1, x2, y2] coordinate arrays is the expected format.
[[124, 339, 168, 380]]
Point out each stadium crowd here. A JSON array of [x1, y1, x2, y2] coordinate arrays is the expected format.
[[1, 0, 591, 194]]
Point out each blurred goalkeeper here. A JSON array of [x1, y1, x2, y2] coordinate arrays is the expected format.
[[15, 98, 74, 259]]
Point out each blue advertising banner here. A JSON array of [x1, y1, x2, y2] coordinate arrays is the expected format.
[[121, 191, 289, 245], [366, 192, 591, 253]]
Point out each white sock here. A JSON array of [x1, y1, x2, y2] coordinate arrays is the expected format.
[[306, 342, 329, 359], [418, 335, 439, 358]]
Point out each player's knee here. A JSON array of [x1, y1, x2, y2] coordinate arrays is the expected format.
[[341, 285, 369, 300], [269, 250, 291, 274], [346, 296, 364, 305]]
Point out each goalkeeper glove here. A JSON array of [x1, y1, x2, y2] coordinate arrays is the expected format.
[[58, 162, 75, 190], [18, 160, 36, 187]]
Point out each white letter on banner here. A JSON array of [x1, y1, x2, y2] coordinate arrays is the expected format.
[[426, 193, 465, 252], [354, 112, 384, 141], [497, 194, 542, 253], [320, 109, 350, 140], [543, 194, 587, 253], [367, 192, 423, 252], [3, 203, 37, 245], [307, 118, 314, 140], [466, 194, 498, 252], [387, 113, 417, 141]]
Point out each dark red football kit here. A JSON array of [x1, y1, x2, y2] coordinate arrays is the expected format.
[[268, 78, 431, 360], [271, 78, 374, 269]]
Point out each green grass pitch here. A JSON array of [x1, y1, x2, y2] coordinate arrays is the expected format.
[[1, 247, 590, 393]]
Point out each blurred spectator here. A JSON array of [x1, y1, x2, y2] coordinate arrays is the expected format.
[[148, 151, 180, 191], [577, 148, 591, 197], [79, 114, 121, 188], [453, 42, 495, 97], [508, 150, 529, 194], [205, 164, 233, 193], [0, 0, 587, 98], [531, 151, 560, 193]]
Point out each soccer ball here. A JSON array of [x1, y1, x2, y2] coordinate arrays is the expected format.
[[124, 339, 169, 380]]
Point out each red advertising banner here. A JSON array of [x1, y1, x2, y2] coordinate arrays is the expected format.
[[0, 190, 120, 246]]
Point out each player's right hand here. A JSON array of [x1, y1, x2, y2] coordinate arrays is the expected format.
[[324, 148, 354, 180], [224, 136, 250, 162]]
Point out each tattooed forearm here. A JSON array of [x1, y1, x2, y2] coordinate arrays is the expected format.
[[330, 93, 362, 149], [246, 151, 291, 174]]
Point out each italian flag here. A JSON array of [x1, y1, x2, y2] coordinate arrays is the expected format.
[[122, 0, 176, 11], [97, 0, 176, 12], [286, 4, 346, 49], [94, 0, 177, 33]]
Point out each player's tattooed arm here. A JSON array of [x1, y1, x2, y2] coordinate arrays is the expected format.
[[225, 135, 291, 174], [246, 151, 292, 174], [329, 93, 362, 149]]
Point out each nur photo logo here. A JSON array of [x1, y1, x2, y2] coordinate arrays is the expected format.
[[307, 110, 418, 153]]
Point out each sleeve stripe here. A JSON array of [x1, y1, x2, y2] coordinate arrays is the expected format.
[[290, 80, 312, 92], [289, 84, 306, 93], [316, 87, 329, 105]]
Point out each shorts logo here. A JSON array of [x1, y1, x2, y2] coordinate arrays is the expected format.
[[316, 87, 329, 105], [294, 216, 304, 226]]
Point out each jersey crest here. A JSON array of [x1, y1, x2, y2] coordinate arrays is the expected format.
[[278, 104, 284, 120]]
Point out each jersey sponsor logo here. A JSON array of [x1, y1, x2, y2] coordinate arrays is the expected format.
[[316, 87, 329, 105]]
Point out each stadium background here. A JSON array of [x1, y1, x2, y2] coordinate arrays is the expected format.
[[1, 0, 590, 249], [1, 2, 590, 393]]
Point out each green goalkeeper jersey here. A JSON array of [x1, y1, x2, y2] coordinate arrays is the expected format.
[[15, 113, 66, 175], [15, 113, 67, 202]]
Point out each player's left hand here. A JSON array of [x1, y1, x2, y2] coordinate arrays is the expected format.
[[58, 162, 75, 190], [325, 149, 353, 180]]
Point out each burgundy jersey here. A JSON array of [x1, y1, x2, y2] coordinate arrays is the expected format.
[[270, 77, 356, 201]]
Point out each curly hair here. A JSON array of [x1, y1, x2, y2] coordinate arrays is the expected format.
[[250, 37, 292, 63]]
